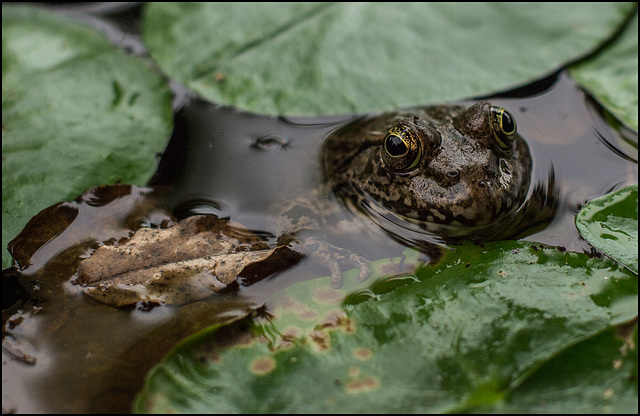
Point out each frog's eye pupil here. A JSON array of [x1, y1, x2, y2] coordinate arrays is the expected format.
[[381, 123, 422, 172], [500, 111, 515, 134], [385, 135, 407, 156], [490, 106, 517, 150]]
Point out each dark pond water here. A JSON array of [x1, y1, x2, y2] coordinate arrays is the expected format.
[[2, 3, 638, 414]]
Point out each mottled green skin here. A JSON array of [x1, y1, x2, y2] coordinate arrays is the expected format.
[[323, 102, 533, 240]]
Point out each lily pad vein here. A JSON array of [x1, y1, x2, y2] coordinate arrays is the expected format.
[[191, 2, 337, 82]]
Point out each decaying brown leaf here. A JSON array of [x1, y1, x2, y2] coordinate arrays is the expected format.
[[78, 215, 301, 307]]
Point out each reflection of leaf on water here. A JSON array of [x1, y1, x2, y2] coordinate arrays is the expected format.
[[134, 241, 638, 413]]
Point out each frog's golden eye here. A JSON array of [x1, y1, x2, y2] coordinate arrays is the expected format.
[[490, 106, 517, 150], [382, 124, 422, 172]]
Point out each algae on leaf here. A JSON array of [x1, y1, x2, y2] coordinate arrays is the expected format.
[[2, 5, 173, 269], [134, 242, 638, 413]]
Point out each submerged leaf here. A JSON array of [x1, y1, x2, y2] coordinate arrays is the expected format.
[[576, 184, 638, 275], [134, 242, 637, 413], [2, 5, 173, 269]]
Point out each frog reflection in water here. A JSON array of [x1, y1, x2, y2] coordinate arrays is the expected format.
[[322, 102, 536, 241]]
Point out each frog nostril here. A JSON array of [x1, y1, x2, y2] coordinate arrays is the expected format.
[[483, 164, 492, 171], [446, 170, 459, 178]]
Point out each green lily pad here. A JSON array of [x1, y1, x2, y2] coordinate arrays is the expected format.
[[570, 12, 638, 130], [142, 3, 635, 116], [576, 184, 638, 275], [134, 242, 638, 413], [504, 324, 638, 413], [2, 5, 173, 269]]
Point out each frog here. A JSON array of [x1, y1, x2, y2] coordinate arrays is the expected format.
[[321, 102, 543, 242]]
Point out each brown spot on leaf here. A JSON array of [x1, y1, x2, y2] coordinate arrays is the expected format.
[[353, 347, 373, 360], [281, 325, 302, 339], [614, 317, 637, 353], [298, 308, 319, 321], [273, 295, 318, 321], [613, 358, 623, 370], [345, 376, 379, 394], [318, 310, 351, 330], [309, 329, 330, 352], [250, 356, 276, 375], [312, 287, 345, 305]]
